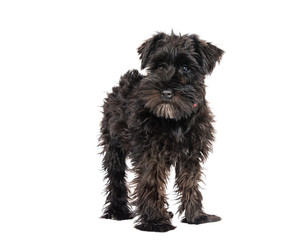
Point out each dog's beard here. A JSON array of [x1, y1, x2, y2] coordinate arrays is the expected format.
[[141, 90, 176, 119], [154, 103, 175, 119], [139, 82, 201, 120]]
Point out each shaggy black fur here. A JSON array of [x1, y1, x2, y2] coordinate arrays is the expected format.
[[99, 32, 224, 232]]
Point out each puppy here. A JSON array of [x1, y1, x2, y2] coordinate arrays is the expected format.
[[100, 32, 224, 232]]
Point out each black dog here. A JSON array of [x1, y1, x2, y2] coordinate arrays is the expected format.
[[99, 32, 224, 232]]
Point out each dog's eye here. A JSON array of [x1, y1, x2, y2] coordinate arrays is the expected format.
[[182, 65, 190, 72], [157, 64, 165, 70]]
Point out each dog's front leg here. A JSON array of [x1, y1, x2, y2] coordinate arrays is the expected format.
[[175, 158, 221, 224], [132, 156, 175, 232]]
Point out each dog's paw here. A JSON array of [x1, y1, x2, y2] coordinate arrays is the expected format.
[[102, 210, 134, 220], [182, 213, 221, 225], [135, 221, 176, 232]]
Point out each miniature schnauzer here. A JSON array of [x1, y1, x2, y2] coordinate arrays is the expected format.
[[99, 32, 224, 232]]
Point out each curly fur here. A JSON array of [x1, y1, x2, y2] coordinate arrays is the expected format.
[[99, 32, 224, 232]]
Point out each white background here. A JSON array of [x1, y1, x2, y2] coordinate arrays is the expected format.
[[1, 0, 299, 239]]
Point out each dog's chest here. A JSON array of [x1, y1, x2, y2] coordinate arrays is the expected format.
[[152, 121, 191, 153], [129, 114, 194, 160], [170, 126, 184, 143]]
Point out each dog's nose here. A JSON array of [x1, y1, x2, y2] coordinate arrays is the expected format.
[[161, 89, 173, 99]]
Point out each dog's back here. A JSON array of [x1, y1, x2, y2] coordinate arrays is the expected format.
[[100, 70, 142, 153]]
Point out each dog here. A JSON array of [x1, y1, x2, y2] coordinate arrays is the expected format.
[[99, 32, 224, 232]]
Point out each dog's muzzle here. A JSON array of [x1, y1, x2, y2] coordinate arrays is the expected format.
[[161, 89, 173, 99]]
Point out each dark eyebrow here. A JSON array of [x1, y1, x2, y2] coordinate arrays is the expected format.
[[175, 53, 194, 65], [150, 52, 169, 64]]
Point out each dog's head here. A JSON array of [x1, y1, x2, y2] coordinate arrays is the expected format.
[[137, 32, 224, 120]]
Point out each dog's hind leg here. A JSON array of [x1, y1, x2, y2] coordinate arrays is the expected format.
[[101, 139, 133, 220]]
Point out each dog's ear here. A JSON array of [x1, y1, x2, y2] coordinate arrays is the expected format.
[[138, 33, 166, 69], [190, 34, 224, 75]]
